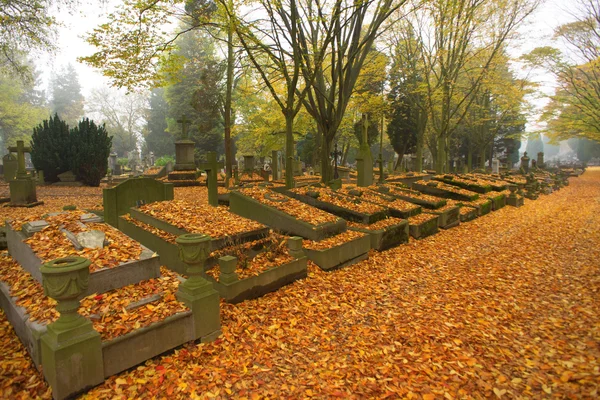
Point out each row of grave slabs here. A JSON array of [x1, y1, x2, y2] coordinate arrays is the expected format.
[[0, 209, 201, 383], [0, 174, 531, 397]]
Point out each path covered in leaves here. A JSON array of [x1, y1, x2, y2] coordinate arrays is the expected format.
[[2, 169, 600, 399]]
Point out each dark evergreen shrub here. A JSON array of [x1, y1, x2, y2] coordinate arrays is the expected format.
[[30, 114, 71, 182], [70, 118, 112, 186]]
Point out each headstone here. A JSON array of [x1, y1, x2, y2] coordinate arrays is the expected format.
[[356, 114, 373, 187], [174, 115, 196, 171], [198, 152, 224, 207], [22, 220, 50, 237], [109, 152, 118, 172], [492, 159, 500, 174], [537, 152, 544, 168], [57, 170, 77, 182], [520, 152, 530, 174], [81, 213, 103, 223], [243, 155, 255, 172], [103, 177, 174, 227], [2, 153, 17, 181], [149, 151, 155, 166], [293, 160, 303, 176], [128, 150, 140, 175], [8, 140, 39, 205]]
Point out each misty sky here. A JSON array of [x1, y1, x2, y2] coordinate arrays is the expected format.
[[39, 0, 575, 134]]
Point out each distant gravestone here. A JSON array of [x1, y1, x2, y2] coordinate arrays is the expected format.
[[103, 177, 174, 227], [492, 159, 500, 174], [109, 152, 118, 173], [198, 152, 224, 207], [174, 115, 196, 171], [356, 114, 373, 187], [520, 152, 530, 174], [243, 155, 255, 172], [537, 152, 544, 168], [3, 153, 17, 181]]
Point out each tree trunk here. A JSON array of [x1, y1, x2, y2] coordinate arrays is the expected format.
[[224, 17, 235, 178], [320, 135, 331, 183], [285, 112, 294, 188], [480, 147, 486, 169], [415, 133, 423, 172], [467, 147, 473, 172], [436, 135, 446, 173]]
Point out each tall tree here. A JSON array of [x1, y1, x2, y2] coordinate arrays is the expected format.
[[145, 88, 173, 157], [0, 67, 48, 151], [527, 0, 600, 142], [80, 0, 240, 177], [417, 0, 538, 172], [298, 0, 410, 183], [163, 29, 224, 155], [50, 64, 84, 126], [86, 87, 146, 155]]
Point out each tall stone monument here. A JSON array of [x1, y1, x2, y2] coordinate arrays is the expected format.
[[520, 152, 530, 174], [198, 152, 224, 207], [8, 140, 40, 206], [174, 115, 196, 171], [356, 114, 373, 187], [537, 152, 544, 168]]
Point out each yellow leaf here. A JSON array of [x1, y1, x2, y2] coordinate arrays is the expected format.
[[423, 394, 436, 400], [115, 378, 127, 385], [542, 385, 552, 394], [493, 388, 506, 398]]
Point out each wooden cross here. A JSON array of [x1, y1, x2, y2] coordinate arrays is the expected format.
[[177, 115, 191, 140], [8, 140, 31, 179], [198, 152, 224, 207]]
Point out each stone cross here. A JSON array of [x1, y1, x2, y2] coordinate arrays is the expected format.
[[8, 140, 31, 179], [198, 152, 224, 207], [177, 115, 191, 140]]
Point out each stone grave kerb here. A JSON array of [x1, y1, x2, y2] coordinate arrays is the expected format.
[[198, 152, 224, 207], [103, 177, 174, 227]]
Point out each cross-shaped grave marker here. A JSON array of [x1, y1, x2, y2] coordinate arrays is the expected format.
[[198, 151, 224, 206], [177, 115, 191, 140], [8, 140, 31, 179]]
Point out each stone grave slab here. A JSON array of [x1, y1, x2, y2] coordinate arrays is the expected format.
[[302, 231, 371, 271], [339, 187, 421, 219], [205, 236, 308, 303], [103, 177, 174, 227], [378, 185, 447, 209], [432, 175, 492, 193], [424, 204, 461, 229], [385, 172, 432, 186], [230, 188, 346, 241], [412, 180, 479, 202], [283, 186, 389, 225], [482, 192, 507, 210], [407, 213, 439, 239], [347, 217, 409, 251], [118, 202, 270, 275], [6, 220, 160, 296]]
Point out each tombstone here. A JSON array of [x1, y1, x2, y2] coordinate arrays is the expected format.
[[243, 155, 255, 172], [8, 141, 39, 205], [3, 153, 18, 181], [293, 159, 303, 176], [103, 177, 174, 227], [492, 159, 500, 174], [520, 152, 530, 174], [537, 152, 544, 168], [109, 152, 118, 173], [174, 115, 196, 171], [271, 150, 279, 180], [149, 151, 155, 166], [198, 152, 224, 207], [356, 114, 374, 187]]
